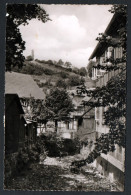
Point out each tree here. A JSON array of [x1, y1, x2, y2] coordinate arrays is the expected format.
[[45, 88, 74, 132], [68, 75, 81, 86], [79, 67, 87, 76], [56, 79, 67, 89], [46, 60, 54, 65], [21, 97, 52, 133], [72, 4, 127, 166], [6, 4, 50, 71], [57, 59, 64, 67], [65, 61, 72, 68], [26, 55, 33, 61], [72, 67, 79, 74], [60, 71, 68, 79]]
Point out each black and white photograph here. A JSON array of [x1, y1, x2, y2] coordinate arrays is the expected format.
[[4, 4, 126, 191]]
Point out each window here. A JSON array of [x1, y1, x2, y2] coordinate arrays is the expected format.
[[100, 56, 105, 65], [105, 47, 113, 59], [96, 69, 102, 76]]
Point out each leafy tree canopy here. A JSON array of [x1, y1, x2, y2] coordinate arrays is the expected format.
[[65, 61, 72, 68], [72, 4, 127, 167], [57, 59, 64, 66], [56, 79, 67, 89], [79, 67, 87, 76], [6, 4, 50, 71], [45, 88, 74, 131]]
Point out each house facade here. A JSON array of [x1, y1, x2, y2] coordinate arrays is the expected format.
[[88, 12, 126, 190], [5, 71, 46, 137], [57, 91, 85, 139]]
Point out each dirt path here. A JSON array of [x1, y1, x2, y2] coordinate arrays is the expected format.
[[5, 155, 118, 191]]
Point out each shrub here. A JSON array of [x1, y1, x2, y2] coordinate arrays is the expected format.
[[43, 68, 54, 75], [26, 55, 33, 61], [46, 60, 54, 65], [56, 79, 67, 88], [40, 133, 81, 157], [42, 133, 64, 157], [67, 76, 81, 86], [16, 145, 39, 172], [66, 68, 72, 72], [63, 138, 81, 155], [60, 71, 68, 79], [4, 153, 18, 182], [12, 138, 47, 174]]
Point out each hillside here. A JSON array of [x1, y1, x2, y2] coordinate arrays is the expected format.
[[12, 60, 85, 94]]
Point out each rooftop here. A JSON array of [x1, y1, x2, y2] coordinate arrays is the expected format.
[[5, 72, 45, 100], [89, 12, 125, 60]]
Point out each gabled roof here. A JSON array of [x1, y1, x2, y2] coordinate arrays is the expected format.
[[5, 72, 45, 100], [5, 94, 24, 114]]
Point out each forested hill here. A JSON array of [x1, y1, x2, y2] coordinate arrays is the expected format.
[[12, 59, 87, 77], [12, 59, 88, 93]]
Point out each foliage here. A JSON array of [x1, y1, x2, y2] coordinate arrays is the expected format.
[[39, 133, 81, 157], [12, 62, 56, 76], [39, 133, 64, 157], [56, 79, 67, 89], [26, 55, 34, 61], [72, 67, 80, 74], [60, 71, 69, 79], [67, 75, 81, 86], [16, 138, 47, 173], [79, 67, 87, 76], [57, 59, 64, 66], [43, 68, 55, 75], [63, 137, 81, 155], [65, 61, 72, 68], [6, 4, 50, 71], [46, 60, 54, 65], [4, 137, 47, 181], [72, 4, 127, 167], [45, 88, 74, 131]]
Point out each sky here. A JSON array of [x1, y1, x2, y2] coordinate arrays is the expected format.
[[19, 4, 113, 68]]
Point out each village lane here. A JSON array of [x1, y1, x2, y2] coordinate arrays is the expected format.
[[6, 155, 118, 191]]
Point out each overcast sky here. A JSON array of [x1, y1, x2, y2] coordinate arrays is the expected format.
[[19, 4, 113, 68]]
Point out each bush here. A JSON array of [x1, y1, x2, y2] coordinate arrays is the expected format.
[[46, 60, 54, 65], [43, 68, 54, 75], [26, 55, 33, 61], [68, 76, 81, 86], [41, 133, 64, 157], [39, 133, 81, 157], [60, 71, 68, 79], [4, 153, 18, 182], [56, 79, 67, 88], [8, 138, 47, 175], [79, 67, 87, 76], [63, 138, 81, 155], [66, 68, 72, 72], [16, 145, 39, 172]]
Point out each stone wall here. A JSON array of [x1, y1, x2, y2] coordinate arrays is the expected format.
[[93, 156, 125, 191]]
